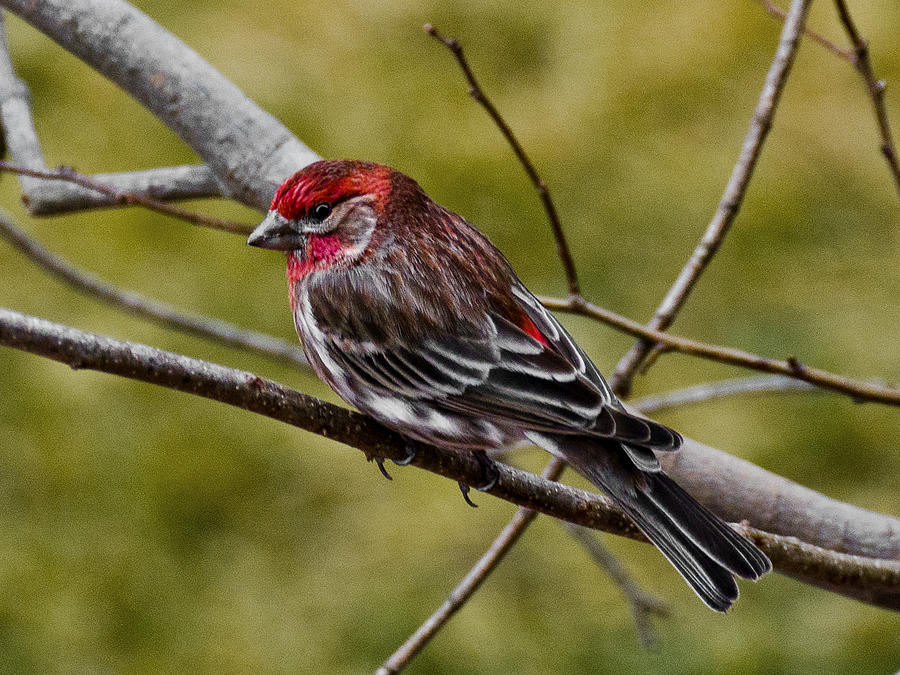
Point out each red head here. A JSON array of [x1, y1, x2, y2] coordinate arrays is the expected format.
[[248, 160, 409, 279], [248, 159, 508, 297], [268, 160, 393, 222]]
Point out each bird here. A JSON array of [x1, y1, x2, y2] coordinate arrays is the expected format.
[[247, 159, 771, 611]]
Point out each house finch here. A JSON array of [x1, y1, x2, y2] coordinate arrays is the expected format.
[[248, 159, 771, 611]]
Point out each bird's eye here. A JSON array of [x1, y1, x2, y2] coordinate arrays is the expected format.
[[312, 203, 332, 221]]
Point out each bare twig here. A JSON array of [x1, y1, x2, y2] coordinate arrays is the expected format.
[[540, 295, 900, 407], [377, 458, 567, 675], [0, 209, 308, 368], [563, 523, 670, 649], [420, 25, 665, 663], [22, 165, 224, 215], [633, 375, 817, 414], [2, 307, 898, 610], [0, 162, 250, 234], [755, 0, 852, 59], [425, 23, 581, 298], [756, 0, 900, 194], [833, 0, 900, 195], [610, 0, 812, 396]]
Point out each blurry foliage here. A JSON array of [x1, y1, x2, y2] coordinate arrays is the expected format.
[[0, 0, 898, 672]]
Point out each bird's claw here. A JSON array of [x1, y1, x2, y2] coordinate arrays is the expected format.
[[374, 457, 393, 480], [458, 453, 499, 507], [458, 482, 478, 508]]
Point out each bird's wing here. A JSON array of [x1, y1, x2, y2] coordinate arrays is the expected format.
[[314, 281, 680, 455]]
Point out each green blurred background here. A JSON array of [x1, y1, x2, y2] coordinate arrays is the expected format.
[[0, 0, 898, 672]]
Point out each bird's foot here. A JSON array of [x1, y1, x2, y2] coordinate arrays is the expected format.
[[374, 457, 392, 480], [458, 482, 478, 508], [393, 440, 419, 466], [458, 452, 500, 507], [473, 451, 500, 492]]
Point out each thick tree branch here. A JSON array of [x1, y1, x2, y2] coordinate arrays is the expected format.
[[0, 162, 249, 233], [0, 0, 319, 210], [0, 12, 225, 214], [1, 307, 897, 610], [611, 0, 812, 395]]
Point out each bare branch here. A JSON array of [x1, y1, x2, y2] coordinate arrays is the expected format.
[[737, 524, 900, 608], [563, 523, 670, 648], [755, 0, 900, 194], [0, 10, 46, 191], [403, 28, 661, 666], [656, 440, 900, 562], [22, 165, 224, 215], [633, 375, 817, 414], [0, 0, 319, 210], [0, 162, 249, 233], [754, 0, 852, 59], [833, 0, 900, 195], [610, 0, 812, 395], [540, 295, 900, 407], [0, 14, 226, 215], [378, 458, 567, 675], [424, 23, 581, 298], [0, 209, 308, 368], [1, 308, 898, 610]]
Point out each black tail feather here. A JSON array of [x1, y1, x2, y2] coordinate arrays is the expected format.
[[542, 434, 771, 611]]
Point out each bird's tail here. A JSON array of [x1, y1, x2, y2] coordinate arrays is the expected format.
[[538, 434, 771, 611]]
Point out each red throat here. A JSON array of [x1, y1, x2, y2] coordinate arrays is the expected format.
[[286, 234, 344, 284]]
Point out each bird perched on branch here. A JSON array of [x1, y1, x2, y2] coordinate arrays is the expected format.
[[248, 159, 771, 611]]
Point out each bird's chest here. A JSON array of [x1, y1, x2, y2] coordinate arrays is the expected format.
[[290, 282, 357, 402]]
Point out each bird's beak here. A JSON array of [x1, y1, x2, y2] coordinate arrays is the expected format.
[[247, 211, 305, 251]]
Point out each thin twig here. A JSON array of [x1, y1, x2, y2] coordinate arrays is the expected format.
[[833, 0, 900, 195], [0, 161, 251, 234], [633, 375, 817, 414], [424, 23, 581, 298], [755, 0, 852, 59], [377, 458, 567, 675], [0, 209, 308, 368], [610, 0, 812, 396], [23, 165, 224, 215], [540, 294, 900, 406], [563, 523, 670, 649], [1, 307, 899, 610], [413, 28, 587, 669]]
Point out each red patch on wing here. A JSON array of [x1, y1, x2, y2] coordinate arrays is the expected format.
[[519, 315, 550, 347], [286, 234, 344, 283]]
